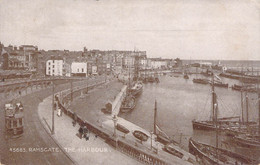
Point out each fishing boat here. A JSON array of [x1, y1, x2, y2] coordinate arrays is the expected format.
[[191, 79, 257, 164], [210, 79, 228, 88], [213, 82, 228, 88], [231, 84, 258, 93], [231, 77, 260, 151], [231, 84, 243, 91], [192, 78, 209, 84], [129, 82, 143, 97], [120, 95, 136, 113], [233, 134, 260, 149], [192, 74, 254, 132], [189, 138, 256, 165]]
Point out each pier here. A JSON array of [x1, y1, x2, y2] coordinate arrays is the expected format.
[[51, 79, 192, 165]]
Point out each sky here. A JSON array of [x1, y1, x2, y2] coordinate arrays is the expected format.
[[0, 0, 259, 60]]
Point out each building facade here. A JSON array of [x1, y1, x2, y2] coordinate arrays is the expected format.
[[46, 57, 63, 76], [1, 45, 39, 71], [71, 62, 87, 77]]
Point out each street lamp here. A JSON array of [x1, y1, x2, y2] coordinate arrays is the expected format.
[[51, 77, 55, 135], [150, 131, 153, 150], [112, 115, 118, 137], [112, 115, 118, 149]]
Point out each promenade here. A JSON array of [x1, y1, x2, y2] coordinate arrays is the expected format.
[[0, 81, 75, 165], [38, 94, 141, 165], [69, 80, 193, 165], [0, 76, 105, 165]]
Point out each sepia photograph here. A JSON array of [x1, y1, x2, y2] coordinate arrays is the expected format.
[[0, 0, 260, 164]]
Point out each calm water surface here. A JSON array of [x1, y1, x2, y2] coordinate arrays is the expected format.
[[119, 74, 259, 153]]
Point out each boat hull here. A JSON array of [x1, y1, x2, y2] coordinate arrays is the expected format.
[[189, 138, 255, 165], [192, 121, 216, 131], [192, 78, 209, 84], [130, 85, 143, 97], [233, 135, 260, 149]]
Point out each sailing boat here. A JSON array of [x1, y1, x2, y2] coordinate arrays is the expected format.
[[231, 71, 260, 151], [120, 64, 137, 113], [192, 73, 254, 132], [129, 54, 143, 96], [152, 100, 197, 164], [189, 75, 256, 164]]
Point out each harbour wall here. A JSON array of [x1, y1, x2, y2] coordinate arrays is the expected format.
[[56, 80, 172, 165]]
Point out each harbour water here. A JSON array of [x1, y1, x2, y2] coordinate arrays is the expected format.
[[182, 60, 260, 69], [119, 74, 259, 158]]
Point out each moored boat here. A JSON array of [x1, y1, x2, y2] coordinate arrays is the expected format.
[[233, 134, 260, 149], [192, 75, 255, 132], [192, 78, 209, 84], [211, 82, 228, 88], [132, 130, 149, 142], [116, 123, 130, 134], [189, 138, 256, 165], [120, 95, 136, 113], [184, 73, 189, 79], [129, 82, 143, 96]]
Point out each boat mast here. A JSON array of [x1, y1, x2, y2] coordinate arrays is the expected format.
[[212, 72, 219, 161], [241, 90, 244, 124], [212, 72, 216, 124], [246, 90, 249, 124], [241, 66, 244, 124], [154, 100, 157, 135], [128, 61, 131, 88], [257, 71, 260, 135]]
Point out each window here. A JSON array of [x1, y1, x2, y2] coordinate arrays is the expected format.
[[6, 120, 11, 129], [82, 68, 84, 72], [13, 120, 17, 128], [48, 67, 50, 70], [77, 69, 79, 72], [49, 62, 51, 65]]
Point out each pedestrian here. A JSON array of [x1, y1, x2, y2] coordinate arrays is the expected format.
[[72, 113, 77, 127], [78, 125, 83, 139], [83, 126, 88, 141]]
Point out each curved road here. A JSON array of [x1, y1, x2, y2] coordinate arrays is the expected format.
[[0, 77, 106, 165]]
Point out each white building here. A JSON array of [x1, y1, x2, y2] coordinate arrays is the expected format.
[[92, 65, 98, 75], [140, 59, 151, 70], [150, 59, 167, 69], [46, 58, 64, 76], [123, 56, 135, 68], [71, 62, 88, 77]]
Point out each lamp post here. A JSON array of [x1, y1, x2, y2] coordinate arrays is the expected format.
[[112, 115, 118, 137], [112, 115, 118, 149], [70, 79, 73, 102], [150, 131, 153, 150], [51, 77, 55, 135]]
